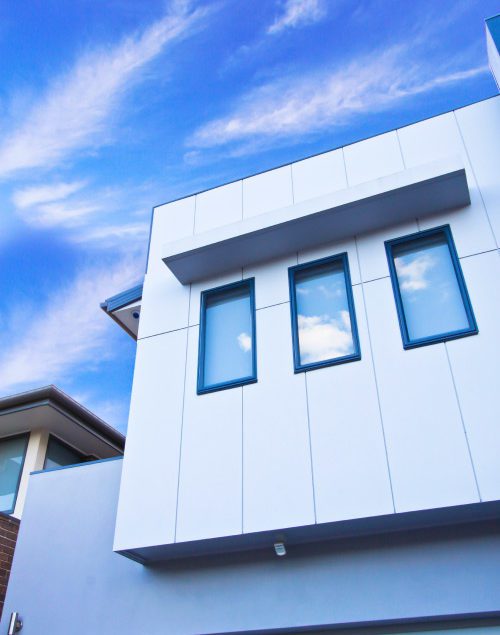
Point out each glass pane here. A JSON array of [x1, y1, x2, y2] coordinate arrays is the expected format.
[[203, 284, 253, 388], [0, 436, 27, 513], [393, 232, 470, 342], [295, 259, 355, 366], [45, 438, 84, 469]]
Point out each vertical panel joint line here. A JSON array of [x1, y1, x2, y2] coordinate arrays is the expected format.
[[174, 282, 193, 542], [395, 128, 407, 169], [453, 110, 499, 250], [241, 385, 244, 534], [192, 193, 198, 235], [304, 372, 318, 524], [354, 236, 397, 513], [240, 179, 244, 220], [444, 342, 482, 502], [341, 146, 350, 188]]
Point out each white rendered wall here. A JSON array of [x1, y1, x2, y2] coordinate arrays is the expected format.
[[13, 429, 48, 519], [115, 96, 500, 553]]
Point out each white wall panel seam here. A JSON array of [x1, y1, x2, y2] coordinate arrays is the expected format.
[[241, 265, 245, 532], [444, 342, 482, 501], [138, 324, 190, 342], [254, 300, 290, 312], [405, 125, 419, 233], [395, 129, 407, 169], [192, 192, 198, 235], [360, 274, 390, 286], [354, 236, 396, 513], [454, 110, 499, 249], [174, 284, 193, 542], [304, 372, 318, 523], [240, 179, 244, 220], [459, 247, 500, 260], [241, 385, 244, 532], [341, 146, 349, 187], [241, 258, 244, 535]]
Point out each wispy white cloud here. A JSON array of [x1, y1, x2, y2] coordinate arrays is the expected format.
[[0, 257, 142, 395], [13, 179, 114, 230], [189, 45, 487, 153], [0, 1, 210, 179], [72, 221, 150, 247], [267, 0, 327, 35], [222, 0, 328, 73], [12, 178, 151, 247], [12, 181, 87, 209], [18, 200, 103, 228]]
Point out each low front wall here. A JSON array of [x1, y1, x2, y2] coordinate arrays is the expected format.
[[2, 459, 499, 635], [0, 512, 20, 619]]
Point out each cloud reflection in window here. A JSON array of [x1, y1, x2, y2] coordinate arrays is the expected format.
[[298, 310, 354, 364], [237, 331, 252, 353]]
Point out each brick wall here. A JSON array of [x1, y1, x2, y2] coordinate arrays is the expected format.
[[0, 513, 20, 619]]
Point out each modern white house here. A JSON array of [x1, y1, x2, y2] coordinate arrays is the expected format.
[[1, 16, 499, 635]]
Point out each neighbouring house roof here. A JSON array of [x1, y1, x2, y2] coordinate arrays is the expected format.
[[0, 385, 125, 455]]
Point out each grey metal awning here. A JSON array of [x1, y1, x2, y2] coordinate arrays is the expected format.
[[162, 156, 470, 284]]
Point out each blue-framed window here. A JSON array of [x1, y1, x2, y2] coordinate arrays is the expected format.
[[0, 433, 29, 514], [288, 253, 361, 373], [197, 278, 257, 394], [385, 225, 478, 349], [44, 436, 86, 470]]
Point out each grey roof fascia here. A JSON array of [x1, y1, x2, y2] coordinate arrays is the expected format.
[[0, 386, 125, 450], [100, 284, 143, 313]]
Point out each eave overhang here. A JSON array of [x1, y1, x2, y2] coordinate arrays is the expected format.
[[162, 157, 470, 285], [118, 499, 500, 564], [0, 385, 124, 456], [101, 284, 143, 340]]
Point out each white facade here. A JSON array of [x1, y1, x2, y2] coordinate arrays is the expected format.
[[114, 95, 500, 559]]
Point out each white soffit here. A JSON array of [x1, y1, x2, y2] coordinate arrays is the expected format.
[[162, 157, 470, 284], [112, 301, 141, 338]]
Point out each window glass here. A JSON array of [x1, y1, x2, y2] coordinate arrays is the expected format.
[[390, 229, 475, 344], [290, 255, 360, 370], [45, 437, 85, 470], [0, 435, 28, 513], [199, 280, 255, 392]]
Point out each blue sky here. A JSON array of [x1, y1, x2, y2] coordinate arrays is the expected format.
[[0, 0, 497, 432]]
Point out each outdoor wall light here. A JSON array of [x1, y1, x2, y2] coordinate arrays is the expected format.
[[274, 542, 286, 557], [8, 612, 23, 634], [132, 311, 140, 319]]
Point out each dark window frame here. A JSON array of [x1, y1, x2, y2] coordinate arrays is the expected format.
[[288, 252, 361, 373], [0, 432, 29, 515], [43, 434, 86, 470], [385, 225, 478, 350], [197, 278, 257, 395]]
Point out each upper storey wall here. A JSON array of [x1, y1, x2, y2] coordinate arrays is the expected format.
[[115, 96, 500, 558]]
